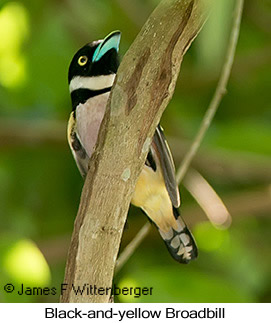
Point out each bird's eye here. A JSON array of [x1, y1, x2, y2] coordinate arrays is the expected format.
[[78, 56, 88, 66]]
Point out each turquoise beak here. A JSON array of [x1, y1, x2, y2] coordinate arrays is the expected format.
[[92, 31, 121, 63]]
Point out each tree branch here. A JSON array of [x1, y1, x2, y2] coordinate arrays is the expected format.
[[38, 186, 271, 268], [176, 0, 244, 183], [115, 222, 151, 275], [183, 169, 231, 228], [0, 118, 66, 146], [114, 0, 244, 275], [60, 0, 210, 303]]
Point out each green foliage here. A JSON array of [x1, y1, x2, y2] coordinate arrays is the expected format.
[[0, 0, 270, 302]]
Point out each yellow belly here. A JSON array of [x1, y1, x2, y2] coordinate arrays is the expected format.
[[131, 165, 178, 232]]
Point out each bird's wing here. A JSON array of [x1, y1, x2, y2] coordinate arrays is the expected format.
[[151, 124, 180, 208], [67, 112, 89, 178]]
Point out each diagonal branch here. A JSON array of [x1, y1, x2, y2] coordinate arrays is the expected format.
[[115, 0, 244, 275], [176, 0, 244, 183], [115, 222, 151, 275], [61, 0, 210, 303]]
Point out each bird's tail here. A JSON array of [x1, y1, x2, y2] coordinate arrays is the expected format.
[[158, 207, 198, 264]]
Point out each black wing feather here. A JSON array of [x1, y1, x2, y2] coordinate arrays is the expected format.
[[152, 125, 180, 208]]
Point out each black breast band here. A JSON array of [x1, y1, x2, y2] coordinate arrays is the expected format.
[[71, 87, 112, 111]]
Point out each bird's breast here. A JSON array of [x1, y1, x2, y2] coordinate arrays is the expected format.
[[76, 92, 110, 158]]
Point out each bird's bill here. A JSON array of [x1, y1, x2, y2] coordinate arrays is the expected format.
[[92, 31, 121, 63]]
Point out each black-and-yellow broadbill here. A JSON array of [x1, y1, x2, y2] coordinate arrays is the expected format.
[[67, 31, 198, 264]]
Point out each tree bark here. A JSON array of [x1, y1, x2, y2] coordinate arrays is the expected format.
[[61, 0, 211, 303]]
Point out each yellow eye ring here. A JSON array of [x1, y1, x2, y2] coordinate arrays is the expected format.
[[78, 55, 88, 66]]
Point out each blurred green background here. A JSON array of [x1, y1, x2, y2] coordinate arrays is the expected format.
[[0, 0, 270, 303]]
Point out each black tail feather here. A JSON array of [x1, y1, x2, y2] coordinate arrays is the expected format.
[[159, 207, 198, 264]]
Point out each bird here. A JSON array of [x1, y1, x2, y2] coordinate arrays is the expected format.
[[67, 31, 198, 264]]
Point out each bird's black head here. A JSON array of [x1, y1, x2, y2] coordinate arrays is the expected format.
[[68, 31, 121, 84]]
